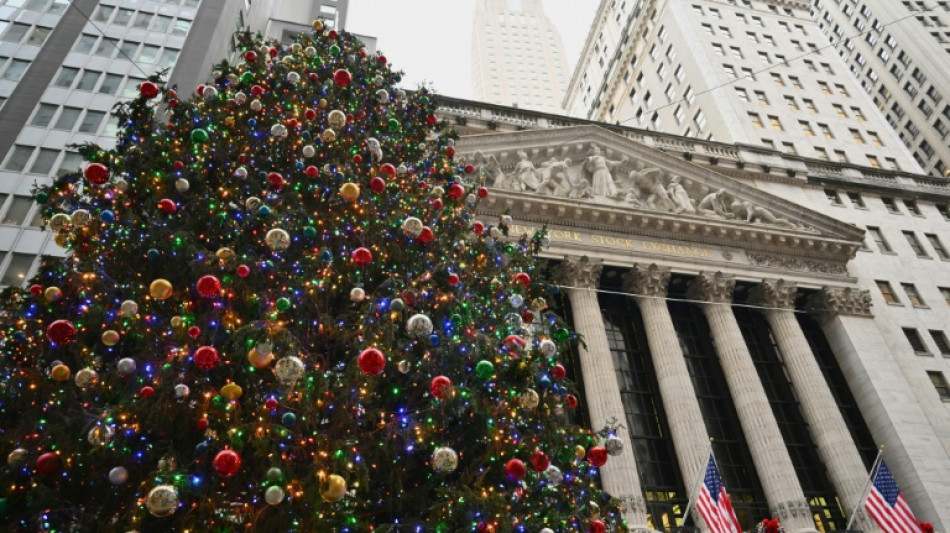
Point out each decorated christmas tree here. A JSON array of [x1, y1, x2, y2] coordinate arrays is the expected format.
[[0, 23, 627, 533]]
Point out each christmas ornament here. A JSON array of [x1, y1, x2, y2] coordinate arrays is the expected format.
[[83, 163, 109, 185], [520, 389, 540, 409], [402, 216, 424, 237], [7, 448, 27, 468], [195, 275, 221, 298], [213, 449, 242, 477], [146, 485, 179, 517], [248, 347, 274, 368], [529, 449, 550, 472], [430, 375, 452, 399], [505, 458, 526, 481], [87, 425, 114, 446], [119, 299, 138, 316], [406, 313, 433, 336], [322, 474, 347, 501], [340, 182, 360, 202], [149, 279, 174, 300], [194, 346, 220, 370], [351, 247, 372, 266], [265, 228, 291, 251], [587, 446, 608, 468], [108, 466, 129, 485], [220, 382, 243, 399], [432, 446, 459, 473], [46, 319, 76, 344], [35, 452, 60, 475], [605, 435, 624, 456], [274, 356, 305, 384], [265, 485, 285, 505], [117, 357, 136, 375], [357, 347, 386, 376], [74, 367, 98, 388]]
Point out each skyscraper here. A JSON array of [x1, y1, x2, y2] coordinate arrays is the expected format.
[[812, 0, 950, 178], [563, 0, 922, 173], [471, 0, 569, 114], [0, 0, 342, 288]]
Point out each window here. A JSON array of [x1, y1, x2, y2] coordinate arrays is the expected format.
[[1, 22, 30, 43], [75, 70, 101, 91], [53, 66, 79, 88], [694, 110, 706, 130], [834, 104, 847, 118], [29, 103, 57, 127], [113, 8, 134, 25], [99, 74, 123, 95], [769, 115, 783, 131], [782, 142, 797, 154], [881, 197, 900, 213], [929, 372, 950, 399], [878, 281, 900, 304], [78, 111, 106, 134], [53, 107, 81, 130], [819, 123, 834, 139], [818, 81, 831, 94], [137, 45, 160, 63], [851, 107, 866, 121], [903, 328, 929, 354], [905, 199, 922, 215], [847, 192, 865, 208], [850, 129, 865, 144], [800, 121, 815, 136], [748, 112, 764, 128], [2, 59, 30, 81], [132, 11, 151, 29], [940, 287, 950, 306], [713, 43, 725, 56], [93, 37, 118, 57], [937, 204, 950, 220], [152, 15, 173, 33], [736, 87, 749, 102], [172, 20, 191, 36], [785, 96, 799, 110], [3, 145, 33, 172], [816, 148, 830, 161], [73, 34, 97, 53], [902, 283, 926, 306], [730, 46, 744, 59], [926, 234, 950, 259], [28, 148, 58, 174], [804, 99, 817, 113], [2, 196, 32, 225], [904, 231, 929, 257], [26, 26, 51, 46], [836, 84, 850, 96], [93, 5, 114, 21], [755, 91, 769, 105], [771, 73, 785, 87], [869, 131, 883, 146], [789, 76, 803, 89], [868, 227, 892, 252], [1, 253, 34, 287]]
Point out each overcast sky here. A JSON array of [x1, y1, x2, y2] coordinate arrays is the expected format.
[[347, 0, 601, 99]]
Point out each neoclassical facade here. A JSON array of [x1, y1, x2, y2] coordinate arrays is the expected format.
[[444, 105, 950, 533]]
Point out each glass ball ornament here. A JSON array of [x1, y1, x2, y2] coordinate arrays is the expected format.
[[265, 228, 291, 251], [321, 474, 347, 502], [146, 485, 179, 517], [302, 145, 316, 158], [509, 294, 524, 308], [213, 449, 242, 477], [234, 166, 248, 179], [270, 123, 288, 139], [250, 99, 262, 111], [539, 339, 557, 357], [74, 367, 98, 388], [501, 214, 514, 226], [44, 286, 62, 301], [7, 448, 27, 468], [202, 85, 217, 99], [402, 216, 424, 237], [286, 71, 300, 84], [48, 213, 70, 232], [265, 485, 285, 505], [406, 313, 433, 336], [117, 357, 136, 375], [88, 424, 114, 446], [397, 359, 411, 374], [109, 466, 129, 485], [71, 209, 91, 226], [174, 178, 189, 193], [266, 467, 283, 483], [327, 109, 346, 128], [520, 389, 540, 409], [149, 278, 174, 300], [245, 196, 262, 210], [541, 529, 555, 533], [376, 89, 389, 103], [274, 356, 305, 384], [543, 465, 563, 485], [174, 383, 190, 398], [234, 91, 247, 104], [605, 434, 624, 456], [119, 299, 138, 316], [432, 446, 458, 473]]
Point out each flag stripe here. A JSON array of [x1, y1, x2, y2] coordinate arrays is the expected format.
[[864, 460, 923, 533], [695, 455, 742, 533]]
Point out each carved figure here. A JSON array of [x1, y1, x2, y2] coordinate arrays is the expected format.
[[667, 176, 696, 214], [697, 189, 734, 218], [730, 200, 797, 228], [474, 151, 505, 188], [513, 151, 540, 191], [583, 146, 625, 198], [536, 157, 573, 197], [646, 174, 676, 212]]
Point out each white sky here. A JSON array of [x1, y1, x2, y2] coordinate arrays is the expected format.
[[346, 0, 601, 100]]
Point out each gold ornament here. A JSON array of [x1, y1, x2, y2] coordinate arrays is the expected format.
[[312, 19, 324, 31], [327, 110, 346, 129], [248, 347, 274, 368], [150, 279, 173, 300], [339, 182, 360, 202], [220, 382, 243, 400], [322, 474, 347, 501], [44, 286, 62, 302], [265, 228, 291, 251], [50, 364, 71, 381], [321, 128, 336, 143], [101, 330, 120, 346], [216, 247, 236, 261]]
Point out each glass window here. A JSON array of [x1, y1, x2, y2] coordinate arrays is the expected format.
[[113, 8, 134, 25], [29, 103, 57, 127], [929, 372, 950, 399], [940, 287, 950, 306], [99, 74, 123, 95], [78, 110, 106, 134], [53, 66, 79, 88], [28, 148, 58, 174], [905, 200, 921, 215], [1, 253, 34, 287], [902, 283, 926, 307], [904, 231, 929, 257], [137, 45, 160, 63], [904, 328, 929, 354], [2, 196, 32, 225], [877, 281, 899, 304], [26, 26, 51, 46], [132, 11, 151, 29], [121, 77, 145, 98], [53, 107, 81, 130], [847, 192, 864, 208], [1, 22, 30, 43], [2, 59, 30, 81], [92, 5, 115, 21], [172, 19, 191, 36], [73, 34, 97, 53], [868, 227, 891, 252], [57, 151, 82, 175], [119, 41, 139, 60], [3, 145, 33, 171], [825, 189, 842, 205], [75, 70, 101, 91], [151, 15, 172, 33], [158, 48, 179, 68], [93, 38, 118, 57], [927, 234, 949, 259]]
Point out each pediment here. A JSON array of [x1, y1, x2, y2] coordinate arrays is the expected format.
[[457, 126, 865, 277]]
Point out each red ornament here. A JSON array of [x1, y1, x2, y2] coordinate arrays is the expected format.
[[187, 326, 201, 339], [29, 284, 42, 296], [139, 81, 160, 99], [505, 458, 526, 480], [346, 113, 355, 123], [213, 449, 242, 477], [196, 84, 205, 96], [244, 50, 258, 62], [266, 172, 285, 190], [35, 452, 60, 475], [47, 319, 76, 344], [268, 46, 277, 57], [251, 84, 264, 96], [196, 417, 210, 431], [196, 275, 221, 298], [377, 55, 387, 66], [418, 226, 435, 244], [328, 29, 338, 40], [445, 146, 456, 158], [565, 394, 578, 409], [264, 397, 278, 411], [477, 186, 489, 198], [351, 247, 373, 267], [447, 273, 460, 286], [552, 364, 567, 380], [83, 163, 109, 185], [173, 160, 184, 171], [471, 221, 485, 235], [194, 346, 220, 370], [369, 176, 386, 193], [529, 450, 550, 472], [305, 165, 319, 177], [513, 272, 531, 288], [447, 183, 465, 201], [287, 118, 298, 129], [140, 386, 155, 398], [504, 335, 527, 348], [587, 446, 608, 467], [169, 99, 179, 108], [237, 264, 250, 278], [426, 114, 438, 125], [430, 198, 444, 210], [357, 347, 386, 376], [355, 110, 366, 122], [465, 164, 475, 174], [430, 375, 452, 399], [304, 108, 317, 120], [333, 69, 352, 87], [158, 198, 177, 214], [589, 520, 607, 533], [352, 154, 363, 165], [379, 163, 397, 178]]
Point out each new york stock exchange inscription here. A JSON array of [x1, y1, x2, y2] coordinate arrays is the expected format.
[[507, 224, 725, 261]]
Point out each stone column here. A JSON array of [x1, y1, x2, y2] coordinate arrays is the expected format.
[[750, 280, 871, 531], [560, 256, 650, 528], [622, 264, 711, 528], [688, 272, 815, 531]]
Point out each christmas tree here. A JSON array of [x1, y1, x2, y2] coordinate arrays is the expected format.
[[0, 23, 627, 533]]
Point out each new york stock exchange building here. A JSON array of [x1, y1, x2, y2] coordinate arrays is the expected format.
[[434, 96, 950, 533]]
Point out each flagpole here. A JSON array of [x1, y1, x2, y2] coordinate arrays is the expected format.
[[682, 439, 714, 526], [845, 445, 884, 531]]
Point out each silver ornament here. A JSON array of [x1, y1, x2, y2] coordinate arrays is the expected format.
[[605, 434, 624, 456], [432, 446, 458, 473], [117, 357, 137, 375], [350, 287, 366, 302], [539, 339, 557, 357], [265, 228, 291, 251], [7, 448, 27, 468], [406, 314, 433, 337], [265, 485, 285, 505], [234, 166, 248, 179], [302, 145, 316, 158], [71, 209, 91, 226], [74, 367, 98, 388], [87, 425, 115, 446], [174, 383, 190, 398], [397, 360, 411, 374], [146, 485, 179, 517], [174, 178, 190, 193], [270, 124, 288, 139], [543, 465, 563, 485], [402, 217, 424, 237], [109, 466, 129, 485], [274, 356, 305, 384], [119, 299, 138, 317], [520, 389, 540, 409]]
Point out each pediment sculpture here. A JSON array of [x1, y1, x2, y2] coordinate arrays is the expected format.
[[465, 147, 801, 230]]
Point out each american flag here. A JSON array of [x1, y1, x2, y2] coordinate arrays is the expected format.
[[696, 455, 742, 533], [865, 459, 923, 533]]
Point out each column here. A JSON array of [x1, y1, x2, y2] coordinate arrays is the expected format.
[[809, 288, 950, 529], [622, 264, 711, 528], [750, 280, 871, 531], [560, 256, 650, 528], [688, 272, 815, 531]]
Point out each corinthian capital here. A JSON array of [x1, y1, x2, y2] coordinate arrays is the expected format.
[[687, 271, 736, 304], [807, 286, 873, 319], [558, 255, 602, 289], [749, 279, 798, 309], [621, 263, 671, 298]]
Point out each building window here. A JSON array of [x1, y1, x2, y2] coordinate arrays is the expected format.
[[748, 112, 764, 128], [818, 123, 834, 139], [868, 227, 891, 252], [939, 287, 950, 306], [928, 372, 950, 399], [867, 155, 880, 168], [736, 87, 749, 102], [785, 95, 799, 110], [930, 331, 950, 356], [926, 234, 949, 259], [2, 145, 33, 172], [815, 147, 830, 161], [800, 121, 815, 136], [755, 91, 769, 105], [769, 115, 783, 131], [804, 99, 817, 113], [905, 200, 922, 215], [1, 196, 33, 225], [877, 281, 900, 304], [29, 103, 57, 127], [904, 231, 929, 257], [847, 192, 865, 208], [881, 197, 900, 213], [0, 253, 34, 287], [902, 283, 926, 307], [903, 328, 930, 354], [936, 205, 950, 220]]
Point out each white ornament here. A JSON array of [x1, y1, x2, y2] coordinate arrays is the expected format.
[[509, 294, 524, 308], [350, 287, 366, 302], [327, 110, 346, 129], [406, 314, 434, 337], [543, 465, 563, 485], [109, 466, 129, 485], [250, 99, 262, 111], [7, 448, 27, 468], [539, 339, 557, 357], [286, 71, 300, 83], [397, 360, 411, 374], [87, 425, 115, 446], [234, 91, 247, 104], [265, 228, 291, 251], [541, 529, 555, 533], [245, 196, 262, 210], [117, 358, 137, 375], [274, 356, 305, 384], [265, 485, 285, 505], [501, 215, 513, 226], [605, 434, 624, 456], [234, 166, 248, 179], [74, 368, 98, 388], [302, 145, 316, 158], [432, 446, 458, 473], [120, 300, 138, 317], [519, 389, 540, 410], [374, 74, 385, 86], [401, 217, 424, 238], [489, 227, 502, 238], [71, 209, 91, 226], [175, 178, 190, 193], [174, 383, 190, 398], [396, 164, 408, 177], [146, 485, 179, 517], [202, 86, 217, 99], [270, 124, 288, 139], [305, 46, 316, 57], [376, 89, 389, 103]]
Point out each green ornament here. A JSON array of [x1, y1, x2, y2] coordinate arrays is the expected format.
[[451, 314, 462, 325], [387, 118, 400, 132], [303, 225, 317, 238], [266, 467, 283, 483], [435, 524, 449, 533], [240, 72, 254, 84], [191, 128, 210, 143], [311, 56, 323, 68], [475, 360, 494, 379], [34, 191, 49, 204], [553, 328, 570, 342], [329, 44, 341, 56], [276, 297, 292, 311]]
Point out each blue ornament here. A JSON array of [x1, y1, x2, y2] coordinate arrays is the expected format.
[[320, 248, 333, 262], [539, 375, 552, 389], [248, 118, 257, 127], [195, 441, 208, 455], [12, 331, 26, 342], [429, 333, 440, 346], [333, 172, 345, 183], [258, 205, 271, 217], [295, 161, 305, 170], [282, 412, 297, 426], [147, 248, 160, 260], [301, 131, 311, 140], [100, 210, 114, 223]]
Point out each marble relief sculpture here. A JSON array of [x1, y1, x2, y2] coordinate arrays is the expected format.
[[467, 146, 803, 230]]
